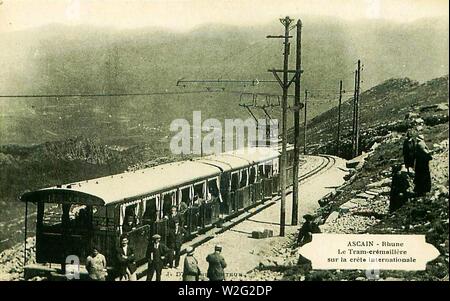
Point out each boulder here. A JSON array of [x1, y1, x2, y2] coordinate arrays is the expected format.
[[346, 152, 369, 169], [366, 178, 392, 189], [405, 112, 419, 120], [365, 190, 380, 196], [412, 118, 424, 125], [325, 211, 339, 224], [263, 229, 274, 238], [258, 259, 272, 269], [350, 198, 369, 206], [339, 201, 358, 214], [435, 103, 449, 111], [356, 192, 376, 200], [252, 231, 268, 239]]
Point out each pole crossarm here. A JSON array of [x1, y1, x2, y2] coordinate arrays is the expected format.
[[266, 35, 293, 39], [176, 78, 277, 87]]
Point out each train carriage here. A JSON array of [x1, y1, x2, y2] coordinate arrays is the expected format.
[[20, 146, 284, 280]]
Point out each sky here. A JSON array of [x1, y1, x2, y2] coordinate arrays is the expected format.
[[0, 0, 448, 33]]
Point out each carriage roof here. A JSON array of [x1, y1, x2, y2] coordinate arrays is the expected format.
[[198, 147, 279, 171], [20, 146, 280, 206]]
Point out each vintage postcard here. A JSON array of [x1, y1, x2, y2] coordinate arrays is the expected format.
[[0, 0, 448, 288]]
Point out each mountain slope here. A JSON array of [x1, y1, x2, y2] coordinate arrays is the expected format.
[[0, 17, 448, 145]]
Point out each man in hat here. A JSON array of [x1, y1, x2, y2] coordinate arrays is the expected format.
[[389, 164, 410, 212], [297, 214, 321, 247], [146, 234, 170, 281], [183, 246, 201, 281], [206, 245, 227, 281], [167, 220, 187, 268], [115, 235, 137, 281], [403, 131, 416, 173], [414, 134, 433, 196]]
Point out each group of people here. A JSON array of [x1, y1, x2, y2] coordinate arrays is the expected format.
[[390, 132, 433, 211], [85, 204, 227, 281]]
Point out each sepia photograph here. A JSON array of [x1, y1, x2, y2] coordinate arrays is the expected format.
[[0, 0, 448, 286]]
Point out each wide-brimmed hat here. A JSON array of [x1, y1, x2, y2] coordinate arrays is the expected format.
[[215, 245, 222, 251], [186, 246, 194, 254], [417, 134, 425, 140], [152, 234, 161, 240]]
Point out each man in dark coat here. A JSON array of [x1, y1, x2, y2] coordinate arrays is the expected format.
[[414, 134, 433, 196], [206, 245, 227, 281], [297, 214, 321, 247], [167, 221, 187, 268], [115, 235, 137, 281], [403, 132, 416, 172], [389, 164, 410, 212], [183, 246, 201, 281], [166, 206, 182, 229], [146, 234, 170, 281]]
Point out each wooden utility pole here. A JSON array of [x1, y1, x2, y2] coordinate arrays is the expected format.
[[352, 69, 358, 157], [303, 89, 308, 155], [355, 59, 361, 157], [336, 80, 343, 156], [292, 19, 302, 226], [267, 16, 294, 237]]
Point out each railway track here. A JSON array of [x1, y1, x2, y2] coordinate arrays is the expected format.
[[136, 154, 337, 280]]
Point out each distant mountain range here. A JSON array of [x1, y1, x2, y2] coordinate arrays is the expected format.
[[0, 16, 448, 145]]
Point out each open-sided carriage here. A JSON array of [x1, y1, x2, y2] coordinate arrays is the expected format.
[[20, 146, 286, 280]]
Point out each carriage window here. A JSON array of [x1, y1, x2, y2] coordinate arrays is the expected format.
[[70, 205, 90, 227], [142, 197, 158, 224], [240, 169, 248, 188], [181, 187, 192, 206], [162, 192, 176, 218], [258, 164, 266, 179], [42, 203, 63, 227], [265, 163, 273, 177], [208, 178, 220, 199], [41, 203, 91, 230], [220, 172, 230, 192], [194, 182, 205, 199], [93, 206, 114, 230], [249, 166, 256, 184], [122, 205, 137, 233], [231, 172, 240, 191]]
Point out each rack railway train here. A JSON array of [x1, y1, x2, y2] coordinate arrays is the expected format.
[[20, 145, 300, 280]]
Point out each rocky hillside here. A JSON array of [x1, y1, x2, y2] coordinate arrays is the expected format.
[[242, 75, 449, 281], [297, 75, 449, 159]]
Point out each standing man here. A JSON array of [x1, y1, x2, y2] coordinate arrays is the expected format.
[[206, 245, 227, 281], [146, 234, 170, 281], [403, 131, 416, 173], [166, 205, 181, 229], [115, 235, 137, 281], [167, 221, 186, 268], [86, 246, 107, 281], [414, 134, 433, 196], [183, 246, 201, 281]]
